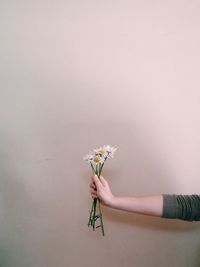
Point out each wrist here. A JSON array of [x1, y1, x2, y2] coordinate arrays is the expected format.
[[107, 195, 118, 208]]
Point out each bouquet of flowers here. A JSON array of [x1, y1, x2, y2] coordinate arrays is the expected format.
[[83, 145, 117, 236]]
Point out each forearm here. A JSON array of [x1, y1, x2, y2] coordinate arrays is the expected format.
[[109, 195, 163, 217], [108, 194, 200, 221]]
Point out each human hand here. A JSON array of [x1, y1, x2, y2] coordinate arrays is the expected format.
[[90, 175, 115, 207]]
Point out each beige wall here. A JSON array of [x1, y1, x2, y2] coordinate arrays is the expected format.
[[0, 1, 200, 266]]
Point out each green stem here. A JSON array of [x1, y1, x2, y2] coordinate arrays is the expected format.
[[92, 198, 97, 230], [99, 155, 108, 175], [87, 161, 106, 236], [90, 162, 95, 174], [88, 199, 95, 227], [95, 164, 98, 176], [98, 198, 105, 236]]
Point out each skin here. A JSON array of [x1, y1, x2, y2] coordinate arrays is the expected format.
[[90, 175, 163, 217]]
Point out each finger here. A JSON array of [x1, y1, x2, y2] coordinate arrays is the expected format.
[[90, 188, 97, 195], [91, 191, 98, 198], [99, 175, 107, 186], [92, 174, 101, 188], [91, 176, 97, 186], [90, 181, 96, 190]]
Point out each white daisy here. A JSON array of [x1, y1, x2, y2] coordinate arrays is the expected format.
[[83, 152, 94, 162], [103, 145, 117, 158], [91, 155, 105, 165]]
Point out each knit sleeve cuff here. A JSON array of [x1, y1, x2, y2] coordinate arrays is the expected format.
[[162, 194, 177, 219]]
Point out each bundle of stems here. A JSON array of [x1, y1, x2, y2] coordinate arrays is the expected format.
[[87, 161, 105, 236]]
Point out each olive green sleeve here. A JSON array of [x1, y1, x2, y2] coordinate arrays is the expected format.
[[162, 194, 200, 221]]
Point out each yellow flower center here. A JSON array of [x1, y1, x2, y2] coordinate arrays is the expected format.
[[93, 156, 101, 163], [97, 149, 106, 154]]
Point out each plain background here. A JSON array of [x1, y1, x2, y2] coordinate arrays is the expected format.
[[0, 0, 200, 266]]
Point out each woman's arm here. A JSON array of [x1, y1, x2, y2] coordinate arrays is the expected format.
[[90, 175, 200, 221], [90, 175, 163, 217]]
